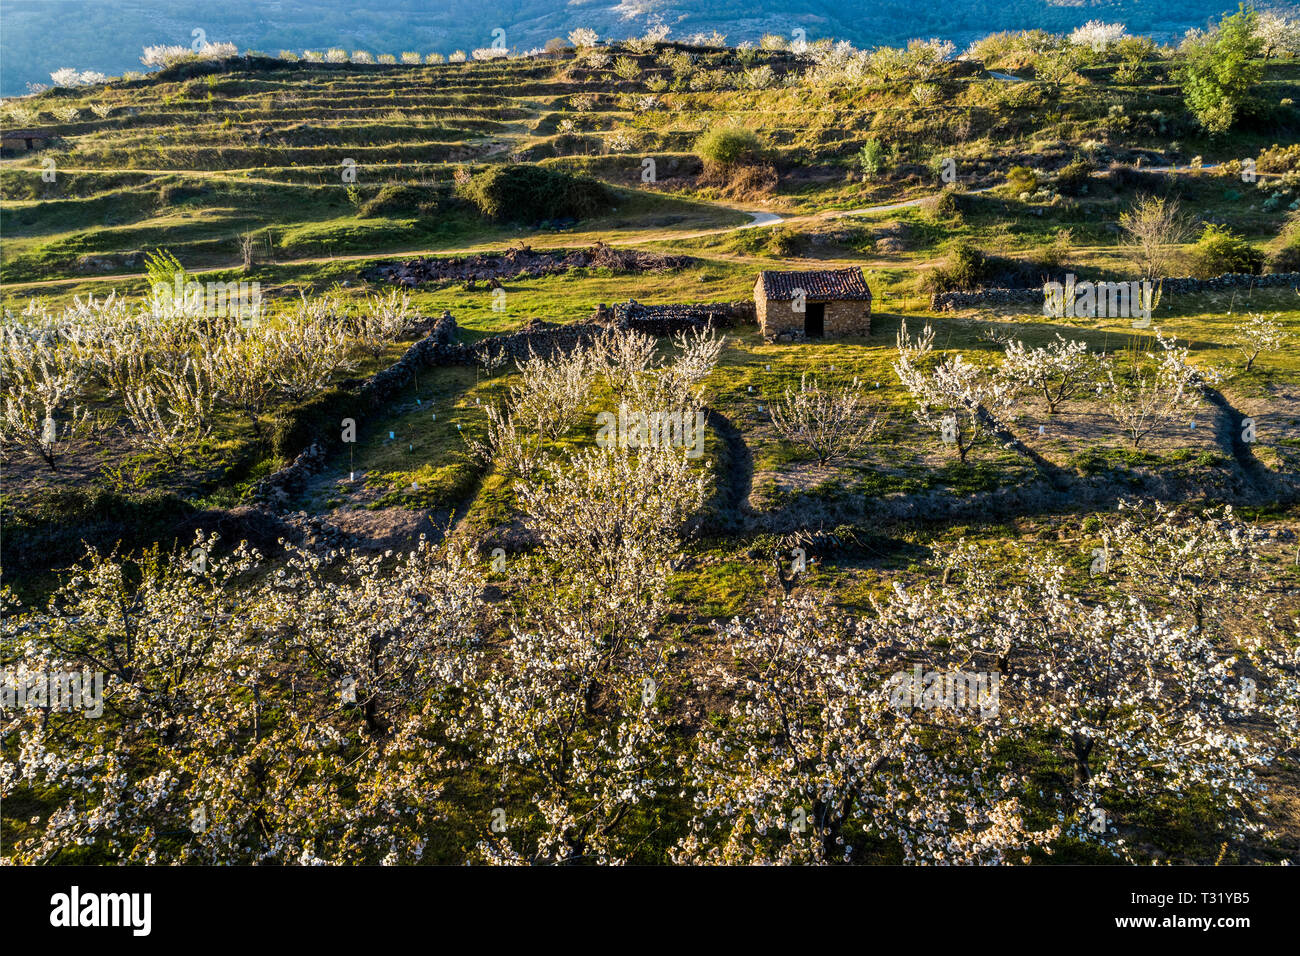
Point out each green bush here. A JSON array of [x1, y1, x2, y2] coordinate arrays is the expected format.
[[924, 190, 962, 222], [768, 228, 801, 256], [695, 127, 764, 172], [1005, 165, 1039, 196], [1054, 158, 1095, 196], [729, 228, 770, 255], [857, 139, 886, 179], [142, 247, 187, 289], [456, 163, 612, 223], [924, 240, 989, 293], [359, 183, 447, 218], [966, 30, 1058, 71], [1268, 212, 1300, 272], [1189, 223, 1265, 277], [1257, 143, 1300, 174]]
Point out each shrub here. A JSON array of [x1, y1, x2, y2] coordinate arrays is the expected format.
[[456, 163, 612, 223], [923, 190, 962, 221], [965, 30, 1058, 71], [613, 56, 640, 80], [1268, 212, 1300, 272], [1257, 143, 1300, 174], [359, 183, 447, 218], [1054, 158, 1095, 195], [768, 228, 801, 256], [695, 126, 764, 174], [1188, 223, 1265, 277], [1005, 165, 1039, 196], [1107, 162, 1175, 192], [924, 240, 989, 293], [857, 139, 886, 179]]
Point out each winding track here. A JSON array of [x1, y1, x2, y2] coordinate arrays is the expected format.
[[635, 187, 997, 244]]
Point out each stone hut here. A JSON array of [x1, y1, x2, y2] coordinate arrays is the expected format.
[[0, 129, 51, 153], [754, 267, 872, 341]]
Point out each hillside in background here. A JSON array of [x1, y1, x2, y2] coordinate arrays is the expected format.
[[3, 28, 1297, 291], [0, 0, 1248, 96]]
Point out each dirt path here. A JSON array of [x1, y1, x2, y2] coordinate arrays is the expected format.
[[632, 187, 997, 245]]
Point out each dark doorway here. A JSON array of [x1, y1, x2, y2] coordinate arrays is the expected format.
[[804, 302, 825, 338]]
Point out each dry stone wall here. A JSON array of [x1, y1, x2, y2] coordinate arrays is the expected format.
[[932, 272, 1300, 311], [361, 244, 694, 287]]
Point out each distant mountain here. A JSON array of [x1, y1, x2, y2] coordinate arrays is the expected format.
[[0, 0, 1245, 97]]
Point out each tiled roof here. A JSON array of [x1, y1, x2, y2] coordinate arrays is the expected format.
[[758, 267, 872, 301]]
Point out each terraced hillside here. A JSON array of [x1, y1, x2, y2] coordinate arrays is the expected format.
[[5, 42, 1298, 289], [3, 22, 1300, 868]]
